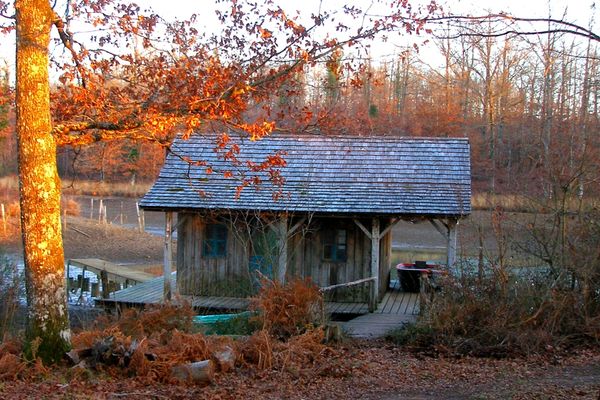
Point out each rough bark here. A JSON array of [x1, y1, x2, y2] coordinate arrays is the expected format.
[[16, 0, 71, 363]]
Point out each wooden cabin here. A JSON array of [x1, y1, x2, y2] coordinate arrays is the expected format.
[[140, 133, 471, 309]]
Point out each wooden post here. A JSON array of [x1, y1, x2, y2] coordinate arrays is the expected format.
[[446, 219, 458, 269], [120, 201, 124, 225], [99, 199, 103, 222], [89, 198, 94, 219], [91, 282, 100, 297], [78, 267, 88, 303], [276, 214, 288, 284], [66, 260, 70, 301], [369, 218, 380, 312], [141, 207, 145, 231], [1, 203, 5, 235], [163, 211, 173, 301], [136, 202, 143, 232], [100, 269, 109, 299]]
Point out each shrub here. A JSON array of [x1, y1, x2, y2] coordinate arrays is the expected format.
[[394, 271, 600, 357], [61, 198, 81, 216], [250, 277, 323, 339]]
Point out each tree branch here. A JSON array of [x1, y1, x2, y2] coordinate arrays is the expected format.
[[52, 12, 87, 88], [427, 14, 600, 42]]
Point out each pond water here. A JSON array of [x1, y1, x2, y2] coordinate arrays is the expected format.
[[4, 255, 102, 306]]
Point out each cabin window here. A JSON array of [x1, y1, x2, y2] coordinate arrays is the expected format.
[[322, 229, 347, 262], [203, 224, 228, 258]]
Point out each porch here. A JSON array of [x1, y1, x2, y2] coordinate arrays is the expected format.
[[95, 272, 419, 317]]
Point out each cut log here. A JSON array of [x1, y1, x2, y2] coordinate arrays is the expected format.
[[171, 359, 214, 385], [212, 346, 236, 373], [323, 323, 343, 343]]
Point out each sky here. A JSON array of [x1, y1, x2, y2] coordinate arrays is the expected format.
[[0, 0, 597, 77]]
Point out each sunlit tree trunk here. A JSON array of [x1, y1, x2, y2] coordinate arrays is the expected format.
[[16, 0, 70, 363]]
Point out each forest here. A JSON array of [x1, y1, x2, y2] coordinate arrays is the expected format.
[[2, 12, 599, 198]]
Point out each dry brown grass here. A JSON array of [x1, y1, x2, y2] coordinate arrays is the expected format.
[[471, 192, 600, 213], [0, 175, 151, 198], [5, 201, 19, 218], [0, 176, 18, 192], [62, 198, 81, 216], [471, 193, 531, 212], [394, 273, 600, 357], [0, 197, 79, 240], [61, 180, 152, 198]]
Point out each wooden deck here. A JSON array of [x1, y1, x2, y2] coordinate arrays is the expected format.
[[96, 273, 420, 318], [96, 272, 251, 310], [341, 289, 419, 338], [68, 258, 157, 285]]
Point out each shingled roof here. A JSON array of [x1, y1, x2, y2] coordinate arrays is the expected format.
[[140, 133, 471, 217]]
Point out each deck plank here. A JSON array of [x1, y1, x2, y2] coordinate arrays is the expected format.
[[69, 258, 156, 284], [390, 291, 405, 314], [342, 313, 416, 338], [379, 291, 393, 314]]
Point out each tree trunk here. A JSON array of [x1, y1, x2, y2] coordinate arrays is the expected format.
[[16, 0, 71, 363]]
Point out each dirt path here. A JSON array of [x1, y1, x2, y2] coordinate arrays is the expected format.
[[376, 362, 600, 399]]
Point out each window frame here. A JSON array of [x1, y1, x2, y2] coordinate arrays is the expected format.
[[322, 228, 347, 262], [202, 223, 228, 258]]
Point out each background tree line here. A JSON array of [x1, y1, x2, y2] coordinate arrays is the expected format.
[[2, 18, 598, 202]]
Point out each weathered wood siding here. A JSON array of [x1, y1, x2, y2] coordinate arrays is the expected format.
[[177, 214, 393, 302], [176, 213, 252, 297], [288, 217, 375, 302]]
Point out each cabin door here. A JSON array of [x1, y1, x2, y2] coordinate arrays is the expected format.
[[249, 227, 277, 285]]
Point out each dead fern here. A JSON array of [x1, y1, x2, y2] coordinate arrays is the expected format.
[[250, 277, 323, 339]]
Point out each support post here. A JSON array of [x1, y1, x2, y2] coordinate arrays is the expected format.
[[164, 211, 173, 301], [446, 219, 458, 269], [369, 218, 380, 312], [276, 214, 288, 284], [100, 269, 109, 299], [66, 260, 70, 301]]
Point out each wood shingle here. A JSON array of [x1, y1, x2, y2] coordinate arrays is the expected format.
[[140, 133, 471, 216]]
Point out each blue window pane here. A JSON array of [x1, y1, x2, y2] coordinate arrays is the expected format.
[[203, 224, 228, 258], [322, 228, 347, 262]]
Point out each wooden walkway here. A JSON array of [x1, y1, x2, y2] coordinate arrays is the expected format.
[[96, 272, 251, 310], [341, 289, 419, 338], [68, 259, 156, 285], [96, 273, 420, 319]]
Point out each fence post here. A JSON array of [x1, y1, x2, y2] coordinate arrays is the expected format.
[[98, 199, 103, 222], [89, 198, 94, 219], [136, 202, 141, 232], [1, 203, 5, 235]]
